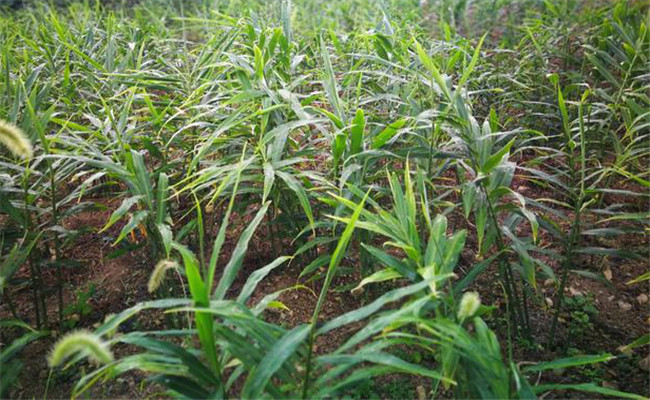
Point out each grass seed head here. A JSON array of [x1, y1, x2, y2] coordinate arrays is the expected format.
[[457, 291, 481, 322], [148, 259, 179, 293], [0, 119, 33, 159], [48, 330, 113, 367]]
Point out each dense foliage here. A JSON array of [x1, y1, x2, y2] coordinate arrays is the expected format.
[[0, 0, 648, 398]]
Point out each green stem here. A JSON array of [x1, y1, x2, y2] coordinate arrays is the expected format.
[[549, 92, 588, 348], [484, 189, 528, 335], [547, 206, 580, 348], [48, 160, 63, 327], [23, 165, 43, 329]]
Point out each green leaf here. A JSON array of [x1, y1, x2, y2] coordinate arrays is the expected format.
[[241, 324, 310, 399], [0, 330, 48, 364], [113, 210, 149, 245], [266, 300, 289, 311], [482, 138, 515, 173], [414, 38, 450, 99], [237, 256, 292, 304], [627, 272, 650, 285], [100, 196, 142, 233], [121, 336, 218, 387], [0, 232, 41, 291], [372, 118, 406, 149], [299, 254, 331, 279], [320, 35, 346, 122], [254, 45, 264, 81], [264, 119, 321, 163], [155, 173, 169, 225], [262, 163, 275, 203], [462, 183, 477, 219], [171, 244, 218, 373], [457, 33, 486, 89], [316, 107, 344, 129], [453, 251, 503, 296], [523, 353, 614, 373], [318, 280, 430, 335], [349, 109, 365, 156], [313, 366, 395, 398], [586, 53, 621, 88], [318, 351, 455, 385], [332, 133, 346, 170], [312, 190, 371, 324], [512, 363, 537, 400], [154, 376, 210, 399], [214, 202, 270, 299], [275, 170, 315, 232], [619, 334, 650, 353], [207, 152, 248, 291], [156, 223, 173, 259], [0, 194, 25, 227], [532, 383, 647, 400], [556, 84, 570, 138], [336, 295, 431, 353], [351, 268, 402, 293], [361, 244, 417, 281]]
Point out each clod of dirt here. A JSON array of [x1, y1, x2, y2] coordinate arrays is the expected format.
[[636, 293, 648, 305], [638, 355, 650, 372]]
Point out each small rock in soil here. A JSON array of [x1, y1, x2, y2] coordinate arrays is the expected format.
[[636, 293, 648, 304], [602, 381, 618, 390], [604, 268, 613, 281], [416, 385, 427, 400], [638, 355, 650, 372], [618, 301, 633, 311]]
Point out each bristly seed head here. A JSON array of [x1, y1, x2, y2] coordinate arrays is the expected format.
[[457, 291, 481, 322], [48, 330, 113, 368], [148, 259, 179, 293], [0, 119, 33, 160]]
